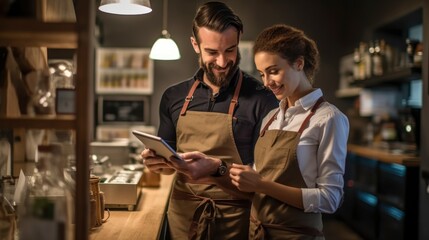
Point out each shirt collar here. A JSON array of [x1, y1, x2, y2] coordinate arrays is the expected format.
[[297, 88, 324, 111]]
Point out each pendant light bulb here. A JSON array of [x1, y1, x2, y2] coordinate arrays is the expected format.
[[149, 0, 181, 60], [150, 30, 181, 60]]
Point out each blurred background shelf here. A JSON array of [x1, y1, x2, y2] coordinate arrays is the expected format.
[[0, 115, 76, 129], [0, 19, 77, 48]]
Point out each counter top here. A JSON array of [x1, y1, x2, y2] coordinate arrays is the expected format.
[[347, 143, 419, 166], [90, 173, 175, 240]]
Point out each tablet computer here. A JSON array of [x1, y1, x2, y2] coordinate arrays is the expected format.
[[132, 130, 182, 160]]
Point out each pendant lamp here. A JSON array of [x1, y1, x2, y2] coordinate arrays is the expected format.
[[149, 0, 181, 60], [99, 0, 152, 15]]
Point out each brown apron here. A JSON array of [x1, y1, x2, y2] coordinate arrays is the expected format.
[[167, 72, 251, 240], [250, 97, 325, 240]]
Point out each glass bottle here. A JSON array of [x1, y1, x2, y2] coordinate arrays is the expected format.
[[361, 41, 371, 79], [405, 38, 414, 66], [353, 47, 361, 81], [27, 69, 55, 116], [372, 39, 384, 76], [19, 144, 73, 240]]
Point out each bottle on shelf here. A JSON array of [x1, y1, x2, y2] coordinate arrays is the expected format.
[[381, 39, 393, 73], [362, 41, 372, 79], [353, 42, 371, 81], [405, 38, 421, 67], [353, 47, 361, 81], [372, 39, 384, 76]]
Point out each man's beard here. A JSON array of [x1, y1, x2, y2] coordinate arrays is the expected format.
[[200, 52, 241, 88]]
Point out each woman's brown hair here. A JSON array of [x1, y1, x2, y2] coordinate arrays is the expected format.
[[253, 24, 320, 84]]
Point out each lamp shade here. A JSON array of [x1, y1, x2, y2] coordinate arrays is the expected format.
[[150, 31, 181, 60], [99, 0, 152, 15]]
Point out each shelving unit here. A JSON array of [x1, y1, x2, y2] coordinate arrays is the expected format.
[[336, 66, 422, 98], [336, 7, 423, 240], [336, 7, 423, 100], [0, 1, 94, 239], [95, 47, 153, 95], [351, 66, 422, 88]]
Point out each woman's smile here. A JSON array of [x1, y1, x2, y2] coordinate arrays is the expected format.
[[269, 84, 284, 95]]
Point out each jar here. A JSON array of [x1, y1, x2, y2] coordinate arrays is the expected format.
[[49, 60, 75, 91], [27, 69, 55, 116]]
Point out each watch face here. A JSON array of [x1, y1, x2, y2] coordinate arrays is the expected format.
[[219, 165, 228, 176]]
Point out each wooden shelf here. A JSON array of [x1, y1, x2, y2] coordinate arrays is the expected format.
[[336, 66, 421, 98], [0, 1, 94, 239], [0, 115, 76, 129], [0, 19, 78, 48], [350, 66, 422, 88]]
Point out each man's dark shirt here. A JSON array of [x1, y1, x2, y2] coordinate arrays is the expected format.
[[158, 69, 278, 165]]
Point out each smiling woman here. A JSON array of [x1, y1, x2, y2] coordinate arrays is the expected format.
[[229, 24, 349, 239]]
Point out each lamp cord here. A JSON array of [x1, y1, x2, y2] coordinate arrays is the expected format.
[[162, 0, 168, 31]]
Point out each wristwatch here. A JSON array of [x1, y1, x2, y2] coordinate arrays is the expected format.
[[211, 160, 228, 177]]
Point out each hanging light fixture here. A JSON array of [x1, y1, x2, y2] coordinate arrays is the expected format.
[[99, 0, 152, 15], [149, 0, 181, 60]]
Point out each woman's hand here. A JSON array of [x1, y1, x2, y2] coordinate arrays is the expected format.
[[141, 148, 175, 175], [229, 163, 262, 192]]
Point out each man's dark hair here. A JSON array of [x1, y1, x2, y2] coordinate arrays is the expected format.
[[192, 1, 243, 44]]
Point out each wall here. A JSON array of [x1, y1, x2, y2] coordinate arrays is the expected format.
[[97, 0, 198, 127]]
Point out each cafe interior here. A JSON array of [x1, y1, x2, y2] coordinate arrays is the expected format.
[[1, 0, 429, 239]]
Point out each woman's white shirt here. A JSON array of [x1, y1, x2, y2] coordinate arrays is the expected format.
[[259, 88, 349, 213]]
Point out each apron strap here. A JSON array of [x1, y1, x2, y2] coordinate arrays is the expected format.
[[260, 96, 325, 137], [180, 71, 244, 116], [228, 71, 243, 115], [298, 97, 325, 133], [259, 109, 280, 137], [188, 197, 216, 240], [250, 214, 265, 240], [180, 80, 201, 116]]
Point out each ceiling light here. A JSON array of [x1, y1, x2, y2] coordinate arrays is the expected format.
[[99, 0, 152, 15], [149, 0, 180, 60]]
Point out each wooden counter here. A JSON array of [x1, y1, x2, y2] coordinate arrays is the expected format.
[[90, 174, 175, 240], [347, 144, 419, 166]]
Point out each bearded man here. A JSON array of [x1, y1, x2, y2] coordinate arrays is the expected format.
[[141, 2, 277, 239]]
